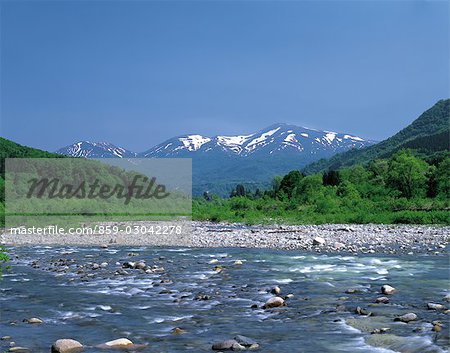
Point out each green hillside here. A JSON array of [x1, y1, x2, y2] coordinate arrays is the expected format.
[[303, 99, 450, 174]]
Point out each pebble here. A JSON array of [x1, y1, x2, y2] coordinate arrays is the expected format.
[[313, 237, 326, 246], [375, 297, 390, 304], [23, 317, 43, 324], [212, 340, 245, 351]]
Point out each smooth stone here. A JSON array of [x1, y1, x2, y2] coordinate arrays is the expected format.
[[23, 318, 43, 324], [375, 297, 390, 304], [443, 294, 450, 302], [1, 336, 12, 341], [432, 325, 442, 332], [427, 302, 445, 311], [209, 259, 219, 264], [51, 339, 83, 353], [212, 339, 241, 351], [172, 327, 186, 335], [234, 260, 243, 265], [271, 286, 281, 295], [263, 296, 285, 309], [394, 313, 417, 323], [8, 348, 30, 353], [98, 338, 133, 349], [381, 285, 396, 295], [313, 237, 326, 246], [234, 335, 257, 347]]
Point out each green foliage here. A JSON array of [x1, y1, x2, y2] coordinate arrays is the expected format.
[[193, 149, 450, 225], [387, 150, 429, 198], [304, 99, 450, 174]]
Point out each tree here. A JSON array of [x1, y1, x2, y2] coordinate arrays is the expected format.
[[230, 184, 246, 198], [435, 157, 450, 198], [387, 150, 429, 198], [278, 170, 303, 198], [322, 170, 341, 186]]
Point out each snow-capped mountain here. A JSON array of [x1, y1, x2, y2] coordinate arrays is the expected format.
[[140, 123, 375, 158], [56, 124, 376, 195], [56, 141, 136, 158]]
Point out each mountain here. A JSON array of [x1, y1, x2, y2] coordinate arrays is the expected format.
[[56, 124, 375, 195], [56, 141, 136, 158], [303, 99, 450, 174], [140, 123, 374, 158]]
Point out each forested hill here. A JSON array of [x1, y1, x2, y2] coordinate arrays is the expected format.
[[0, 137, 62, 175], [303, 99, 450, 174]]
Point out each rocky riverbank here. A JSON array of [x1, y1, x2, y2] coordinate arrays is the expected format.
[[2, 222, 449, 255]]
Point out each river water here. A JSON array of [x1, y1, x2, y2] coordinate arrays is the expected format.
[[1, 246, 449, 353]]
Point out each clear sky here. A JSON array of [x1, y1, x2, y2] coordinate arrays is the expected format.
[[1, 0, 448, 152]]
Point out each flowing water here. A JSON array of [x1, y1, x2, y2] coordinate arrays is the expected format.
[[1, 246, 449, 353]]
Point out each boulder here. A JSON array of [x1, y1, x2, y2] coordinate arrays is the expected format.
[[263, 296, 285, 309], [394, 313, 417, 323], [381, 285, 396, 295], [51, 339, 83, 353]]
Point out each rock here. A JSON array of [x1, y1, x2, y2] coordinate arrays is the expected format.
[[209, 259, 219, 264], [51, 339, 83, 353], [234, 260, 243, 265], [381, 285, 396, 295], [427, 302, 445, 311], [375, 297, 390, 304], [271, 286, 281, 295], [371, 328, 390, 334], [443, 294, 450, 302], [355, 306, 371, 316], [263, 296, 285, 309], [212, 339, 242, 351], [313, 237, 326, 246], [394, 313, 417, 323], [134, 261, 146, 270], [234, 335, 257, 347], [23, 317, 43, 324], [172, 327, 186, 335], [122, 262, 136, 269], [8, 348, 30, 353], [248, 344, 260, 350], [432, 324, 442, 332], [96, 338, 146, 350], [1, 336, 12, 341]]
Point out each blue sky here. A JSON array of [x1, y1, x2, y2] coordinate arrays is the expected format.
[[1, 0, 448, 152]]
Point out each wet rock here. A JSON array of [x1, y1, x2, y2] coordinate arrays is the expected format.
[[234, 260, 243, 265], [1, 336, 12, 341], [313, 237, 325, 246], [172, 327, 186, 335], [234, 335, 257, 347], [355, 306, 372, 316], [345, 288, 363, 294], [371, 328, 390, 334], [51, 339, 83, 353], [375, 297, 390, 304], [212, 340, 245, 351], [263, 296, 285, 309], [23, 317, 43, 324], [394, 313, 417, 323], [195, 293, 211, 301], [96, 338, 144, 350], [248, 343, 260, 350], [427, 302, 445, 311], [209, 259, 219, 264], [381, 285, 396, 295], [134, 261, 146, 270], [443, 294, 450, 302], [122, 261, 136, 269], [8, 348, 30, 353], [271, 286, 281, 295], [432, 324, 442, 332]]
